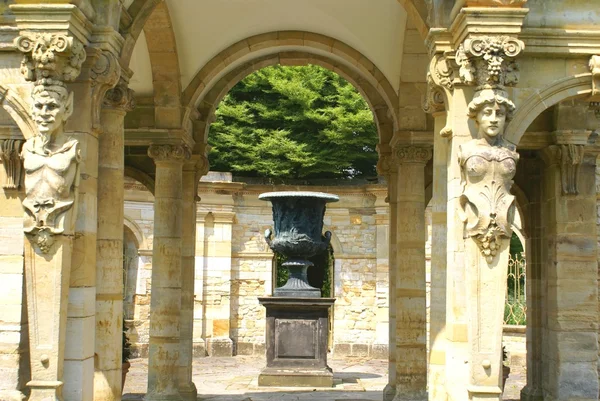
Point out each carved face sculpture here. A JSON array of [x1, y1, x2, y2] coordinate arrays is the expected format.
[[476, 102, 506, 139], [31, 85, 72, 139]]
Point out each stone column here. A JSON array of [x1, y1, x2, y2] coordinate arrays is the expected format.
[[428, 113, 449, 401], [146, 144, 189, 401], [377, 147, 397, 401], [393, 145, 432, 401], [94, 83, 134, 401], [539, 144, 599, 401], [178, 156, 205, 401], [517, 156, 543, 401]]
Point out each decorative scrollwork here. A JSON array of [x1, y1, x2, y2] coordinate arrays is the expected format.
[[15, 33, 85, 83], [456, 36, 524, 90], [148, 144, 191, 163], [394, 146, 433, 164], [0, 139, 25, 189]]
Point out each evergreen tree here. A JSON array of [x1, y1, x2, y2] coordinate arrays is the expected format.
[[208, 65, 378, 179]]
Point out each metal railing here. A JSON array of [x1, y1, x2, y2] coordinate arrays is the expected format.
[[504, 252, 526, 325]]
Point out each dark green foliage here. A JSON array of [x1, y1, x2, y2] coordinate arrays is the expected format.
[[122, 319, 132, 363], [208, 65, 378, 179]]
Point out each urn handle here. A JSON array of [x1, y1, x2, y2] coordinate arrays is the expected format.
[[264, 228, 273, 247]]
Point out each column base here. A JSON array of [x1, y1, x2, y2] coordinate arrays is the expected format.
[[144, 392, 183, 401], [258, 366, 333, 387], [391, 390, 427, 401], [178, 382, 197, 401], [206, 337, 233, 357], [383, 384, 396, 401], [520, 385, 543, 401]]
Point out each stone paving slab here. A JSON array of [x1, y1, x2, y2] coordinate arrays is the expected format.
[[122, 356, 524, 401]]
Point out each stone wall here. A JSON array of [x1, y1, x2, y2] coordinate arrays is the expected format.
[[123, 172, 404, 357]]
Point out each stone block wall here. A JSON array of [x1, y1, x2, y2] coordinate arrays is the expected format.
[[122, 173, 407, 357]]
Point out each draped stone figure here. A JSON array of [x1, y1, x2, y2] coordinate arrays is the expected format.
[[21, 79, 80, 252], [458, 88, 519, 263]]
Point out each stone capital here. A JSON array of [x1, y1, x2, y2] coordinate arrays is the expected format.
[[455, 35, 524, 89], [540, 144, 585, 196], [589, 55, 600, 97], [394, 146, 433, 165], [148, 144, 191, 163], [15, 33, 86, 83]]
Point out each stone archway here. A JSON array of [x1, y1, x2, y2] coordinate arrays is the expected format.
[[182, 31, 399, 149]]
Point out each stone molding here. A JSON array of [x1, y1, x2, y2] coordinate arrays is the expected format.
[[0, 139, 25, 189], [394, 146, 433, 164], [15, 33, 86, 83], [148, 144, 191, 163], [463, 0, 527, 5], [456, 35, 524, 90]]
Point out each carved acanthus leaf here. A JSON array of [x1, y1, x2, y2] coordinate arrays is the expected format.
[[15, 33, 86, 82], [0, 139, 25, 189], [456, 36, 524, 89], [376, 152, 396, 177], [423, 74, 446, 115], [148, 144, 191, 163]]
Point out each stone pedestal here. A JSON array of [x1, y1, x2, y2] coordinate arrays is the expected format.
[[258, 297, 335, 388]]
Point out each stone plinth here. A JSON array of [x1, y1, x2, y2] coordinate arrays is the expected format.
[[258, 297, 335, 388]]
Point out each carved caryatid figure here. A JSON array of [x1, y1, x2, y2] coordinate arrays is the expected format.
[[458, 89, 519, 262], [21, 79, 80, 251]]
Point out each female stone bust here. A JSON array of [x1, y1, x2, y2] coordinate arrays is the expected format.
[[21, 79, 80, 250], [458, 89, 519, 262]]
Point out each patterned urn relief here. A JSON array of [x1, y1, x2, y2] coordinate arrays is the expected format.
[[15, 33, 86, 252], [458, 89, 519, 263]]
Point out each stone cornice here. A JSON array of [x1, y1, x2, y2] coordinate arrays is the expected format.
[[450, 7, 528, 47], [125, 128, 195, 150]]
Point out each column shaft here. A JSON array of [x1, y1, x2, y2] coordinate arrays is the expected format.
[[393, 146, 431, 401], [146, 145, 187, 401], [178, 163, 198, 401], [94, 106, 126, 401], [429, 114, 448, 401], [540, 147, 599, 401], [384, 168, 398, 401]]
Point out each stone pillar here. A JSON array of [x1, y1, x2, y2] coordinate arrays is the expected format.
[[393, 145, 432, 401], [204, 211, 235, 357], [146, 144, 189, 401], [519, 157, 543, 401], [377, 147, 397, 401], [94, 83, 134, 401], [428, 113, 449, 401], [177, 156, 205, 401], [539, 144, 599, 401]]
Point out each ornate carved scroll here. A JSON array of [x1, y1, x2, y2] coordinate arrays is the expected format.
[[0, 139, 24, 189], [456, 36, 524, 89], [425, 54, 456, 136], [148, 144, 191, 163], [395, 145, 433, 164]]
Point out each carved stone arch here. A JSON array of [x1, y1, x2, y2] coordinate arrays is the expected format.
[[120, 0, 182, 128], [124, 165, 156, 195], [0, 84, 35, 140], [323, 225, 343, 256], [123, 216, 145, 250], [505, 73, 593, 146], [397, 0, 430, 39], [183, 32, 399, 149], [191, 51, 397, 149]]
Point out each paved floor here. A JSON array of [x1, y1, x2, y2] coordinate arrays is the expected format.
[[123, 356, 525, 401]]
